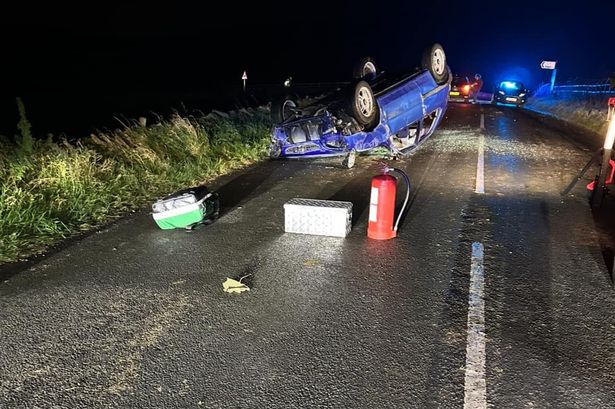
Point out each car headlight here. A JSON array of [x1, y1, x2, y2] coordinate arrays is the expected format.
[[498, 91, 505, 95], [519, 93, 526, 97]]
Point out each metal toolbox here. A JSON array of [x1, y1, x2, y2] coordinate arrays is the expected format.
[[283, 198, 352, 237]]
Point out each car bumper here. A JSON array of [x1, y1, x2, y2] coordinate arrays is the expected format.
[[449, 92, 471, 102], [494, 94, 526, 104]]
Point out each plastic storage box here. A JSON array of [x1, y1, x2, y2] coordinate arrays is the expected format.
[[152, 186, 219, 230], [284, 198, 352, 237]]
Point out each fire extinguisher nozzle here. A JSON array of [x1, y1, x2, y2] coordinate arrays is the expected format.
[[377, 161, 391, 175]]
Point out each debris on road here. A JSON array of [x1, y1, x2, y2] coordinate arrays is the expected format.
[[368, 166, 412, 240], [152, 185, 220, 230], [284, 199, 352, 237], [222, 274, 252, 294], [303, 259, 321, 267]]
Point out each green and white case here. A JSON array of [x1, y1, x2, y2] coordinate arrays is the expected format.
[[152, 186, 219, 230]]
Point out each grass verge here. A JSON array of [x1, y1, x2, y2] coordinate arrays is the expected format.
[[0, 107, 272, 264], [526, 96, 610, 136]]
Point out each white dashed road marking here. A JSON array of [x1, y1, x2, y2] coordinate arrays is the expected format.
[[475, 133, 485, 194], [464, 242, 487, 409]]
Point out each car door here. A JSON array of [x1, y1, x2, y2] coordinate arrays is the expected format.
[[377, 78, 424, 135]]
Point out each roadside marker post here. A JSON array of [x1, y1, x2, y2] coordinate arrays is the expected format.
[[540, 61, 557, 94], [549, 69, 558, 94], [242, 70, 248, 92], [608, 97, 615, 121], [591, 110, 615, 208]]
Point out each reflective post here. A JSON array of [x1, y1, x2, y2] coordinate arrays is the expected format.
[[549, 68, 557, 95], [592, 117, 615, 208], [241, 70, 248, 93]]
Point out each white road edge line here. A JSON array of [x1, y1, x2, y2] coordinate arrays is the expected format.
[[464, 242, 487, 409], [475, 133, 485, 194]]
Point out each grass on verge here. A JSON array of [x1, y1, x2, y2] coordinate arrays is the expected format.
[[0, 107, 272, 264], [527, 96, 610, 136]]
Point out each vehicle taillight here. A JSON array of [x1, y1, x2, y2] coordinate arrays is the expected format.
[[463, 85, 471, 94]]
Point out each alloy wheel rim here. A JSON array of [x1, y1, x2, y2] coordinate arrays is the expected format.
[[433, 49, 445, 75], [357, 86, 374, 117]]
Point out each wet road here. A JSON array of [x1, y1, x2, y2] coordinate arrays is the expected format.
[[1, 104, 614, 408]]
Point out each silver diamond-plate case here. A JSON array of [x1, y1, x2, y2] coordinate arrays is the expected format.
[[283, 199, 353, 237]]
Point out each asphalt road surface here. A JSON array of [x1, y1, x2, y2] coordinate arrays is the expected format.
[[1, 104, 615, 408]]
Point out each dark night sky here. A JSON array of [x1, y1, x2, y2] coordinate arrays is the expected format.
[[1, 0, 614, 134]]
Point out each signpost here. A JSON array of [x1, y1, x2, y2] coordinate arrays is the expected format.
[[540, 61, 557, 70], [242, 70, 248, 92], [541, 61, 557, 94]]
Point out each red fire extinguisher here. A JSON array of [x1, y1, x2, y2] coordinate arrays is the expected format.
[[367, 166, 411, 240]]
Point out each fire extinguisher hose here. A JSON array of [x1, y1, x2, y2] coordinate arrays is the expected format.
[[387, 167, 412, 233]]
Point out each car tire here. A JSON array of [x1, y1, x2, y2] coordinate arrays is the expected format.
[[353, 57, 378, 80], [271, 96, 298, 123], [347, 80, 379, 130], [421, 43, 449, 85]]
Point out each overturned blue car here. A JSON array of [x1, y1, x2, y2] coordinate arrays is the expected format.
[[269, 43, 452, 168]]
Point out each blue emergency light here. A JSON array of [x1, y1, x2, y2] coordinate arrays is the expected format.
[[502, 81, 519, 90]]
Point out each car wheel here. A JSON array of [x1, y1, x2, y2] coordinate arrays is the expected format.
[[271, 96, 298, 123], [353, 57, 378, 80], [421, 43, 449, 85], [347, 80, 379, 130]]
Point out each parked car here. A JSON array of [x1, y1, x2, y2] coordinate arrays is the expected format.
[[269, 43, 452, 168], [493, 80, 528, 107], [449, 75, 474, 103]]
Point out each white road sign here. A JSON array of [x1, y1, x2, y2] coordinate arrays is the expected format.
[[242, 71, 248, 80], [541, 61, 557, 70]]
